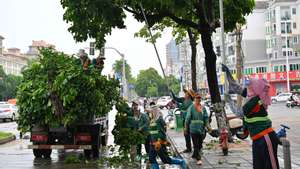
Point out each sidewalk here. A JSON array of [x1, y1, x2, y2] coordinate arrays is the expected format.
[[167, 129, 298, 169]]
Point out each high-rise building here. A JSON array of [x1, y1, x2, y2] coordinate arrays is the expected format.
[[165, 39, 180, 78], [0, 35, 4, 55]]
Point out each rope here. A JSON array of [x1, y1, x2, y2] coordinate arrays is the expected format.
[[139, 3, 171, 91]]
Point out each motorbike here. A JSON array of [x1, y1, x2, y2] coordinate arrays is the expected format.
[[208, 105, 249, 140], [286, 97, 300, 108]]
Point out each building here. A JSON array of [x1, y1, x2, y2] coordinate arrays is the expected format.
[[165, 39, 180, 78], [26, 40, 55, 59], [210, 0, 300, 96], [178, 39, 192, 89], [263, 0, 300, 94], [0, 35, 4, 55]]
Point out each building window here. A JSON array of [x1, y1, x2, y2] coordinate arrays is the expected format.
[[294, 37, 298, 44], [283, 51, 286, 56], [273, 65, 279, 72], [290, 64, 300, 71], [288, 51, 293, 56], [274, 51, 278, 59], [281, 7, 291, 20], [292, 8, 296, 15], [293, 23, 297, 29], [256, 67, 267, 73], [268, 53, 273, 59], [295, 52, 298, 57], [281, 22, 292, 33]]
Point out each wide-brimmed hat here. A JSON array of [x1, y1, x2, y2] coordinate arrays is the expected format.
[[132, 100, 139, 105], [184, 89, 196, 98]]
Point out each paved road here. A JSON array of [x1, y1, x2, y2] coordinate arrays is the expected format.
[[0, 103, 299, 169]]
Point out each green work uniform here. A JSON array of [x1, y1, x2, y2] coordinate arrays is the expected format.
[[127, 109, 137, 129], [149, 117, 166, 142], [242, 96, 272, 137], [137, 113, 150, 136], [173, 96, 193, 120], [185, 105, 208, 135]]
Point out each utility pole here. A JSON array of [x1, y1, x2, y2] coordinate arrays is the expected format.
[[235, 24, 243, 107]]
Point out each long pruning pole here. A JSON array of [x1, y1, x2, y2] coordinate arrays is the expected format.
[[139, 4, 171, 91]]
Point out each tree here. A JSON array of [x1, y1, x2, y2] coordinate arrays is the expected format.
[[61, 0, 255, 153], [135, 68, 163, 97], [61, 0, 254, 103], [165, 75, 180, 95], [135, 19, 199, 91], [112, 59, 135, 84], [146, 85, 158, 98], [0, 66, 22, 100]]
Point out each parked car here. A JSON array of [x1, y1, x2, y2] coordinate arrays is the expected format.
[[156, 96, 172, 109], [0, 103, 18, 121], [271, 93, 292, 103]]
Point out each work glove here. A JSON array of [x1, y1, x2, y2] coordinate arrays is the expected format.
[[154, 141, 162, 151]]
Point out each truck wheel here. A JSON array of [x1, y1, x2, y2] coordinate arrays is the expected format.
[[84, 150, 91, 158], [42, 149, 52, 158], [33, 149, 42, 158], [92, 146, 99, 158], [101, 135, 108, 146]]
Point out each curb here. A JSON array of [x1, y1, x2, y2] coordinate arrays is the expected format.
[[0, 134, 16, 145], [167, 134, 193, 169]]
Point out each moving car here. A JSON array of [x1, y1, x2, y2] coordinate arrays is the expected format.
[[271, 93, 292, 103], [0, 103, 18, 121]]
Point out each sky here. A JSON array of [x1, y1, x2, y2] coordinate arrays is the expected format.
[[0, 0, 172, 76]]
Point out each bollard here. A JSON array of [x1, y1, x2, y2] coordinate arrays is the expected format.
[[280, 137, 291, 169]]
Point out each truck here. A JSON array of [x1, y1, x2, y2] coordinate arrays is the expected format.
[[28, 114, 109, 158]]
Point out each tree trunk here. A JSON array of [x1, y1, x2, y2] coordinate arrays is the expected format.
[[201, 30, 229, 132], [187, 28, 198, 91], [200, 31, 221, 103], [235, 25, 243, 107]]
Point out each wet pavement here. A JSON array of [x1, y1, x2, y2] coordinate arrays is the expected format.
[[1, 103, 299, 169]]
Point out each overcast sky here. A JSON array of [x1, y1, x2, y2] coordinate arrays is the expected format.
[[0, 0, 172, 76]]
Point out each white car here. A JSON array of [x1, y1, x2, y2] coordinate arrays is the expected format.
[[156, 96, 172, 109], [0, 104, 18, 121], [271, 93, 292, 103]]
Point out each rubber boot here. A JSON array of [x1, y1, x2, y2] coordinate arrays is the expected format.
[[171, 158, 187, 169], [151, 163, 159, 169]]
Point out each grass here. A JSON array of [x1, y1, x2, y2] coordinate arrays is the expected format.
[[0, 132, 13, 140]]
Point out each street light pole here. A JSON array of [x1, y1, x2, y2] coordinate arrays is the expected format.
[[285, 21, 290, 92], [105, 47, 128, 99], [219, 0, 227, 95]]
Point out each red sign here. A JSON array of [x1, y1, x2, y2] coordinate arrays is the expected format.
[[246, 70, 300, 82]]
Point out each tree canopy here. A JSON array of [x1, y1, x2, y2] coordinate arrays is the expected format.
[[112, 59, 135, 84], [0, 66, 22, 100], [135, 68, 180, 97]]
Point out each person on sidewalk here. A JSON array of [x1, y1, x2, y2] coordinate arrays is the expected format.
[[222, 64, 280, 169], [171, 89, 195, 153], [148, 105, 186, 169], [185, 93, 209, 165]]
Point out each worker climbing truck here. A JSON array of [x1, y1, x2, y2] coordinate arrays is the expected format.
[[16, 48, 120, 158]]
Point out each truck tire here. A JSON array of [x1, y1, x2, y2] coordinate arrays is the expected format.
[[101, 135, 107, 146], [33, 149, 42, 158], [42, 149, 52, 158], [92, 146, 99, 158], [84, 150, 91, 158]]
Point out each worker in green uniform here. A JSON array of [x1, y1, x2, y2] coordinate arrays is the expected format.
[[185, 93, 210, 165], [171, 89, 195, 153], [222, 64, 279, 169], [134, 103, 150, 157], [148, 105, 186, 169]]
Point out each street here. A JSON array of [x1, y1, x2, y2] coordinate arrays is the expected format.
[[0, 103, 299, 169]]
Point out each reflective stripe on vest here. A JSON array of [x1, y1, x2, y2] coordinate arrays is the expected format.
[[244, 116, 270, 123], [191, 120, 203, 124], [149, 130, 159, 135], [150, 122, 157, 127]]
